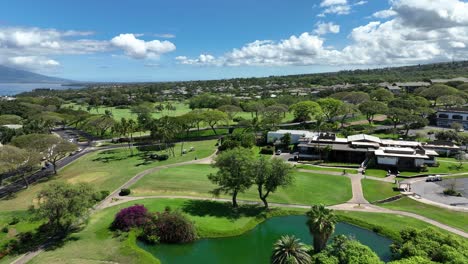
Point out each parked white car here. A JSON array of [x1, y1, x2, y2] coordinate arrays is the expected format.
[[426, 175, 442, 182]]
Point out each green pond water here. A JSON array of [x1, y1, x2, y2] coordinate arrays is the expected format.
[[138, 215, 393, 264]]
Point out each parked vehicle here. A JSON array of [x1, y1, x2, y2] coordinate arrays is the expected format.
[[426, 175, 442, 182], [275, 150, 282, 155]]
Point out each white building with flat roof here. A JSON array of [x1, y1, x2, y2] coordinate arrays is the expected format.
[[267, 130, 317, 144]]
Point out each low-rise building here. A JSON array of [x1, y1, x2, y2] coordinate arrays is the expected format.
[[297, 132, 441, 170], [267, 130, 317, 144], [436, 108, 468, 129]]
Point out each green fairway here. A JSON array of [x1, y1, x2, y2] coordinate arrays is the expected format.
[[361, 179, 400, 203], [131, 164, 353, 206], [364, 168, 389, 178], [65, 102, 192, 120], [381, 197, 468, 233], [335, 210, 463, 241], [0, 140, 217, 212], [296, 164, 359, 174], [0, 211, 41, 250]]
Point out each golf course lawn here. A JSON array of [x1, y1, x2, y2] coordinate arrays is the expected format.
[[65, 102, 192, 121], [0, 140, 217, 212], [130, 164, 353, 206], [361, 179, 400, 203], [0, 211, 42, 249], [295, 164, 359, 174], [381, 197, 468, 233], [19, 198, 464, 264]]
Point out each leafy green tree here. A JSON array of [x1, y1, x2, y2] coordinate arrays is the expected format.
[[289, 101, 322, 122], [387, 108, 410, 129], [0, 114, 22, 125], [370, 88, 394, 102], [218, 105, 243, 122], [208, 148, 254, 208], [317, 98, 344, 122], [437, 95, 465, 108], [306, 204, 337, 253], [244, 101, 265, 118], [338, 103, 359, 128], [252, 157, 293, 208], [358, 101, 387, 124], [202, 110, 228, 135], [271, 235, 311, 264], [419, 84, 460, 106], [342, 92, 370, 105], [0, 145, 41, 187], [390, 228, 468, 263], [312, 235, 383, 264], [12, 133, 77, 174], [35, 182, 96, 233]]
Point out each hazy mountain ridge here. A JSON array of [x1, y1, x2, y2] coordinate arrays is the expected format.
[[0, 65, 72, 83]]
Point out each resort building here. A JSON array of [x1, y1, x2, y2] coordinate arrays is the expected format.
[[296, 132, 441, 170], [436, 108, 468, 129], [267, 130, 317, 144]]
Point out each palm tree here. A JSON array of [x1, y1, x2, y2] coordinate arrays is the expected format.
[[306, 204, 337, 254], [271, 235, 311, 264]]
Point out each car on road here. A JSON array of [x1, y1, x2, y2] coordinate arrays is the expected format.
[[275, 150, 282, 155], [426, 175, 442, 182]]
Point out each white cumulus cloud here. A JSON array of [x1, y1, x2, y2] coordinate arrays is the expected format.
[[110, 33, 176, 59], [177, 0, 468, 68], [320, 0, 347, 7], [314, 22, 340, 35], [372, 9, 397, 19]]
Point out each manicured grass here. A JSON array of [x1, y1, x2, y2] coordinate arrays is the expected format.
[[65, 102, 192, 121], [131, 164, 353, 206], [0, 140, 217, 212], [336, 211, 463, 241], [361, 179, 400, 203], [0, 211, 41, 249], [296, 164, 358, 174], [364, 168, 389, 178], [26, 198, 301, 264], [381, 197, 468, 233], [317, 162, 360, 168], [399, 161, 468, 177]]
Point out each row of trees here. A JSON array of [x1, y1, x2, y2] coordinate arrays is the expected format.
[[0, 134, 76, 187]]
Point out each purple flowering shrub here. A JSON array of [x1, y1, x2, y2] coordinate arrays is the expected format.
[[111, 204, 149, 231]]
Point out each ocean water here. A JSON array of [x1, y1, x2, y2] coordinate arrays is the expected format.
[[0, 83, 84, 96]]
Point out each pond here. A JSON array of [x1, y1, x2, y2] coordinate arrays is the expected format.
[[138, 215, 393, 264]]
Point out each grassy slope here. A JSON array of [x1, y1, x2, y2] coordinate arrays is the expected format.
[[130, 164, 353, 206], [0, 140, 217, 212], [381, 197, 468, 233], [24, 198, 465, 264], [361, 179, 400, 203]]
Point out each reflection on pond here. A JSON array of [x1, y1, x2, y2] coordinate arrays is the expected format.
[[138, 215, 393, 264]]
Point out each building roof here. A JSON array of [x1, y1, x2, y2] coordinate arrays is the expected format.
[[2, 124, 22, 129], [347, 134, 381, 143], [395, 82, 430, 87], [381, 139, 421, 147], [431, 77, 468, 83], [374, 148, 430, 159]]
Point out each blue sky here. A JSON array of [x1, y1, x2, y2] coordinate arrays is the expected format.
[[0, 0, 467, 82]]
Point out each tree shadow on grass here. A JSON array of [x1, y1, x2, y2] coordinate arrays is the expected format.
[[181, 200, 266, 220], [92, 150, 128, 163]]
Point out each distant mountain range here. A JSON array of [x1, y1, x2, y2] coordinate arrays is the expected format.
[[0, 65, 72, 83]]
